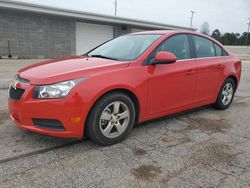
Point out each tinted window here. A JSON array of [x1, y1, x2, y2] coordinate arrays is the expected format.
[[154, 34, 191, 60], [214, 43, 223, 56], [222, 50, 228, 56], [193, 35, 216, 58], [88, 34, 161, 61]]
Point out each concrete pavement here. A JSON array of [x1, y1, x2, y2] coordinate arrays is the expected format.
[[0, 49, 250, 187]]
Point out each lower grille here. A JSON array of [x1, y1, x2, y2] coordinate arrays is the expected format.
[[9, 86, 25, 100], [32, 119, 65, 131]]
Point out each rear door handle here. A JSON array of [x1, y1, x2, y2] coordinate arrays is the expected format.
[[216, 64, 224, 69], [185, 69, 195, 76]]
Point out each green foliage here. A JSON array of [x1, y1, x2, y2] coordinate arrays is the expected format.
[[211, 29, 250, 45], [211, 29, 221, 42]]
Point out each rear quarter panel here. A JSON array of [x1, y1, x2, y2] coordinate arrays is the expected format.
[[212, 55, 241, 102], [223, 55, 241, 85]]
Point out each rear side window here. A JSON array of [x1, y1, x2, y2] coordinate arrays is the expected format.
[[214, 43, 223, 56], [214, 43, 228, 56], [193, 35, 216, 58]]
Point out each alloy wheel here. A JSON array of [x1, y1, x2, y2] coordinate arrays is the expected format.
[[221, 83, 234, 105], [99, 101, 130, 138]]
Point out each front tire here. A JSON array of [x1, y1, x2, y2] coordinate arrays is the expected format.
[[86, 92, 136, 146], [213, 78, 236, 110]]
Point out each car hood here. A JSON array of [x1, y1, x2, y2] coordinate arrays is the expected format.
[[18, 56, 130, 84]]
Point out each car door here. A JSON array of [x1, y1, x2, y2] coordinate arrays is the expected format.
[[191, 35, 225, 103], [146, 34, 197, 115]]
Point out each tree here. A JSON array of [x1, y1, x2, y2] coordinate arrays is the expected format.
[[221, 33, 238, 45], [238, 32, 250, 46], [200, 22, 210, 35], [211, 29, 222, 42], [210, 31, 250, 46]]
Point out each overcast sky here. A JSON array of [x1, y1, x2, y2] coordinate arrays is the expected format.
[[14, 0, 250, 34]]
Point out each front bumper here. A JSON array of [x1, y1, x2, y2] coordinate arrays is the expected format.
[[8, 83, 87, 138]]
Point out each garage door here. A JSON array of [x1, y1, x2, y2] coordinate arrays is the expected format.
[[76, 22, 113, 55]]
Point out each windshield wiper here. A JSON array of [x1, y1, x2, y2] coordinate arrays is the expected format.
[[90, 55, 117, 60]]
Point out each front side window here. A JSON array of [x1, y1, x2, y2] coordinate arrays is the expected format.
[[193, 35, 216, 58], [87, 34, 162, 61], [146, 34, 191, 64], [156, 34, 191, 60]]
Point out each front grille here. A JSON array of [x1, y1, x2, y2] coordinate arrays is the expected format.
[[32, 119, 65, 131], [9, 86, 25, 100]]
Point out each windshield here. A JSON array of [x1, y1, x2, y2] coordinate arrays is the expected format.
[[87, 34, 162, 61]]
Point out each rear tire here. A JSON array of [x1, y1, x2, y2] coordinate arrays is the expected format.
[[213, 78, 236, 110], [86, 92, 136, 146]]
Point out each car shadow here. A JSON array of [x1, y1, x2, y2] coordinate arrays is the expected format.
[[136, 105, 212, 128]]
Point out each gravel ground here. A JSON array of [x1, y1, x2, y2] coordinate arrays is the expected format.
[[0, 48, 250, 187]]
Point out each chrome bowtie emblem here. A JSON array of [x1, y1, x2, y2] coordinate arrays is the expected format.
[[11, 77, 18, 90]]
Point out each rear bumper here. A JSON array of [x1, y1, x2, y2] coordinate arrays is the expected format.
[[8, 84, 88, 138]]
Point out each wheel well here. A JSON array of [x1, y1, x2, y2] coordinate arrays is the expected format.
[[84, 89, 140, 137], [117, 89, 140, 124], [227, 75, 238, 87], [101, 89, 140, 124]]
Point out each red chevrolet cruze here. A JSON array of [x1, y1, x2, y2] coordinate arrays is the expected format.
[[8, 30, 241, 145]]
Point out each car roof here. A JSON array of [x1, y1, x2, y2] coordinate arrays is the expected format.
[[130, 30, 225, 48], [131, 30, 200, 36], [130, 30, 177, 35]]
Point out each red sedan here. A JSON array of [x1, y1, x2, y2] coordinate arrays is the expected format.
[[8, 30, 241, 145]]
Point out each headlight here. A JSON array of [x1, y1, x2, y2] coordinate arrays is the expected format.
[[34, 78, 86, 99]]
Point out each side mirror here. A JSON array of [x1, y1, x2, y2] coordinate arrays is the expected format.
[[151, 51, 177, 65]]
